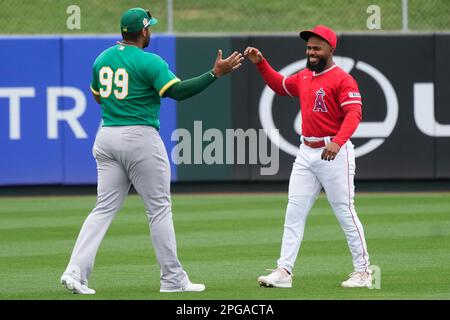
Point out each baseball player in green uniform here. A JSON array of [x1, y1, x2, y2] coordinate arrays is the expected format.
[[60, 7, 243, 294]]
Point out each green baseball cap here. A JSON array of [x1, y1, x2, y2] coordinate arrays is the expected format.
[[120, 8, 158, 33]]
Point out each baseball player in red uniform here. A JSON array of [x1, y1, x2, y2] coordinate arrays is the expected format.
[[245, 25, 372, 288]]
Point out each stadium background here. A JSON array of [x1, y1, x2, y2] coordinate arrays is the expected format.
[[1, 0, 450, 301]]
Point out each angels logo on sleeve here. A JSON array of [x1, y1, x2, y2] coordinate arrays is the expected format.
[[313, 88, 328, 112]]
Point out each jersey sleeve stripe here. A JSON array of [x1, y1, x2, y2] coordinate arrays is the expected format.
[[159, 78, 181, 97], [282, 77, 294, 97], [90, 85, 100, 96], [341, 100, 362, 107]]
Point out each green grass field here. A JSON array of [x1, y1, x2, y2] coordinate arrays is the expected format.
[[0, 0, 448, 34], [1, 192, 450, 300]]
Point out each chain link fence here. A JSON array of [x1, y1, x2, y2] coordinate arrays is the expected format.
[[0, 0, 448, 34]]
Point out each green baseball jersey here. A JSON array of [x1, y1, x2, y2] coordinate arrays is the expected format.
[[90, 43, 180, 129]]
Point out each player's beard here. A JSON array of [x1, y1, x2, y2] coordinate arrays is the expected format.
[[306, 55, 328, 73]]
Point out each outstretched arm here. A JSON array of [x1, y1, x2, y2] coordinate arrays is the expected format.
[[244, 46, 295, 96], [165, 50, 243, 101]]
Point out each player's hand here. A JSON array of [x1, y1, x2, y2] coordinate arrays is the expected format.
[[321, 142, 341, 161], [244, 47, 264, 64], [212, 50, 244, 77]]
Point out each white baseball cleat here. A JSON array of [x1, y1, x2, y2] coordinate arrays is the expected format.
[[160, 281, 206, 293], [341, 271, 372, 288], [258, 267, 292, 288], [61, 274, 96, 295]]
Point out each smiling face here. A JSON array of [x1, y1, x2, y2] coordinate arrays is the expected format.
[[306, 35, 334, 73]]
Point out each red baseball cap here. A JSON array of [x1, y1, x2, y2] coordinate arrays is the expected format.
[[299, 25, 337, 49]]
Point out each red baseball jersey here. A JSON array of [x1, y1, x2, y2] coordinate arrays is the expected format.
[[283, 65, 362, 144]]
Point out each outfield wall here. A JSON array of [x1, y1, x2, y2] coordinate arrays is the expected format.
[[1, 34, 449, 185]]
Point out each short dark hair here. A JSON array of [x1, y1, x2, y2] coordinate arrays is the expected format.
[[121, 30, 141, 42]]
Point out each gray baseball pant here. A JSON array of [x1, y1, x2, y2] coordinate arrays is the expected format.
[[63, 126, 189, 291]]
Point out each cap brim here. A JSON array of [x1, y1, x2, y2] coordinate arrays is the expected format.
[[144, 17, 158, 28], [299, 30, 334, 48], [299, 30, 315, 42]]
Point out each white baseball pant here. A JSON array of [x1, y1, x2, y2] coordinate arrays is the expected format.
[[277, 139, 370, 273]]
